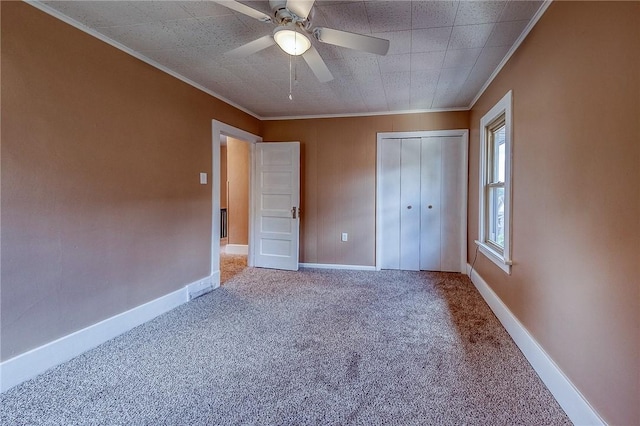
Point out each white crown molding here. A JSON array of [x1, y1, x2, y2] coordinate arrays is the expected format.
[[26, 1, 261, 120], [466, 265, 605, 425], [468, 0, 553, 109], [261, 107, 470, 121]]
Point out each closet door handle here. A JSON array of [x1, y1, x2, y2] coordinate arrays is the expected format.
[[407, 205, 412, 209], [428, 205, 433, 209]]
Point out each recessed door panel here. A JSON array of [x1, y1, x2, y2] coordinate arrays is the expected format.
[[262, 171, 292, 189], [261, 216, 292, 234], [261, 239, 291, 257], [261, 145, 294, 166], [262, 194, 291, 211]]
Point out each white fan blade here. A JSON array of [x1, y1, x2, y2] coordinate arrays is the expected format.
[[226, 35, 276, 58], [211, 0, 272, 22], [286, 0, 315, 20], [314, 27, 390, 56], [302, 45, 333, 82]]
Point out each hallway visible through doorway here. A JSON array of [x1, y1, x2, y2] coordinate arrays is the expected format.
[[220, 135, 250, 284], [220, 244, 247, 284]]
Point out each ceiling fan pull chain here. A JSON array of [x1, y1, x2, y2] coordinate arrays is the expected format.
[[294, 27, 299, 85], [289, 53, 293, 101]]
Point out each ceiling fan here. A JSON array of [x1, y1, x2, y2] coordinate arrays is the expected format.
[[213, 0, 390, 82]]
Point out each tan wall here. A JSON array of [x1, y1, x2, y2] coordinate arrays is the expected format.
[[220, 145, 228, 210], [226, 138, 250, 245], [262, 112, 469, 266], [467, 2, 639, 424], [0, 2, 260, 361]]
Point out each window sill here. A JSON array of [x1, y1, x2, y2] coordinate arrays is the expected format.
[[475, 240, 512, 274]]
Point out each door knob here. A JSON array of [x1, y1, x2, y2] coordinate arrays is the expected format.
[[407, 205, 412, 209], [428, 205, 433, 209]]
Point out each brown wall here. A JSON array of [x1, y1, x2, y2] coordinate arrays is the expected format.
[[226, 137, 250, 245], [220, 145, 228, 210], [0, 2, 260, 361], [467, 2, 639, 424], [262, 112, 468, 266]]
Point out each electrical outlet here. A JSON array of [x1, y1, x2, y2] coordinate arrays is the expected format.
[[199, 172, 207, 184], [341, 233, 348, 242]]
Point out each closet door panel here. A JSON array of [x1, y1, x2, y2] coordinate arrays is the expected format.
[[379, 139, 401, 269], [441, 137, 464, 272], [420, 137, 442, 271], [400, 138, 421, 271]]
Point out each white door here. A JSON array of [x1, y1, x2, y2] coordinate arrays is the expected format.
[[253, 142, 300, 271]]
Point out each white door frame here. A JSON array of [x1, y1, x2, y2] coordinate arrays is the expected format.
[[375, 129, 469, 272], [211, 120, 262, 287]]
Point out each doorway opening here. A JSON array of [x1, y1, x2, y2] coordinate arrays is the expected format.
[[211, 120, 262, 288], [220, 135, 251, 284]]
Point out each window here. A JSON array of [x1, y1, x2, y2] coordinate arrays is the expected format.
[[478, 91, 512, 273]]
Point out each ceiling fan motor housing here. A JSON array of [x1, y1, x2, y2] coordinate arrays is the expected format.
[[269, 0, 313, 31]]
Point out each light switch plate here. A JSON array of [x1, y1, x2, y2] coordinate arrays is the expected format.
[[200, 172, 207, 184], [341, 233, 348, 242]]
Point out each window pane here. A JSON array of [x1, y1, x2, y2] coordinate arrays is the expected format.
[[488, 186, 505, 249], [491, 124, 506, 183]]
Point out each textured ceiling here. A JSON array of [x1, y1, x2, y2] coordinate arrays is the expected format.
[[37, 1, 545, 118]]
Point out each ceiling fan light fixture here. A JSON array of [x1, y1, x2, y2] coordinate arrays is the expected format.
[[273, 27, 311, 56]]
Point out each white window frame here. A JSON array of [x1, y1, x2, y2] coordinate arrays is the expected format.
[[477, 90, 513, 274]]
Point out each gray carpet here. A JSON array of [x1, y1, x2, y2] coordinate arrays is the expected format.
[[0, 268, 571, 425]]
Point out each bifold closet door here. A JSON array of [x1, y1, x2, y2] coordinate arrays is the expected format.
[[380, 135, 464, 272], [420, 136, 464, 272], [379, 138, 421, 270], [379, 140, 401, 270], [420, 138, 442, 271], [439, 137, 464, 272], [399, 139, 421, 271]]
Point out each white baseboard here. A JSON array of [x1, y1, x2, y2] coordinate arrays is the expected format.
[[0, 275, 213, 393], [211, 269, 221, 289], [223, 244, 248, 255], [187, 276, 215, 300], [300, 263, 376, 271], [466, 265, 605, 425]]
